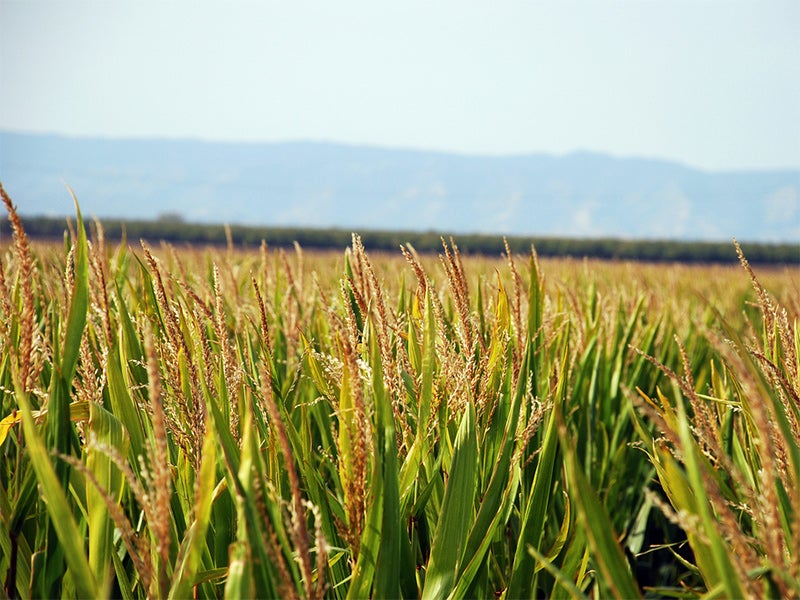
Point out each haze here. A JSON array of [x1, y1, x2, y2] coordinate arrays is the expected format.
[[2, 0, 799, 172]]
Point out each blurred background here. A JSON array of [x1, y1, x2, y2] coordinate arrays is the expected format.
[[1, 0, 798, 242]]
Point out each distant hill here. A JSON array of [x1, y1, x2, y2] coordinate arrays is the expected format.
[[1, 131, 798, 242]]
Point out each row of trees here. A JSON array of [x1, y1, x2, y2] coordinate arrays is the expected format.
[[4, 214, 798, 264]]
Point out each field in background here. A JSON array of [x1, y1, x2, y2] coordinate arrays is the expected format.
[[1, 191, 798, 598], [5, 213, 800, 265]]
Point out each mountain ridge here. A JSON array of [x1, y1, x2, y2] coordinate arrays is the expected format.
[[1, 130, 798, 242]]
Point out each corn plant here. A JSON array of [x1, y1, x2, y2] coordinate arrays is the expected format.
[[0, 183, 797, 598]]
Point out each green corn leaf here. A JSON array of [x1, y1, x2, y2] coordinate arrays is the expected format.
[[0, 477, 34, 600], [169, 419, 217, 600], [448, 464, 520, 600], [337, 336, 357, 527], [419, 287, 437, 436], [506, 347, 565, 598], [651, 444, 719, 582], [444, 339, 534, 599], [422, 402, 478, 600], [86, 402, 129, 584], [399, 288, 437, 511], [235, 389, 281, 598], [106, 348, 146, 463], [566, 534, 593, 599], [114, 279, 147, 388], [347, 457, 383, 599], [16, 389, 98, 599], [111, 541, 135, 600], [540, 492, 572, 571], [673, 392, 746, 599], [34, 190, 90, 598], [301, 332, 335, 399], [60, 189, 89, 385], [373, 329, 404, 598], [224, 541, 254, 600], [527, 254, 544, 381], [608, 296, 644, 403], [348, 327, 388, 600], [527, 544, 588, 600], [375, 327, 415, 599], [561, 420, 641, 600]]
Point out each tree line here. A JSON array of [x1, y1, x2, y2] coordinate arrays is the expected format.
[[3, 215, 798, 264]]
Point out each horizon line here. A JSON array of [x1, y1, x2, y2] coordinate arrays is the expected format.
[[4, 127, 800, 174]]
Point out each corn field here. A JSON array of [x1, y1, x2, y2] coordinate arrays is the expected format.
[[0, 185, 798, 599]]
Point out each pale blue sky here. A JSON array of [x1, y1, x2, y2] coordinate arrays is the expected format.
[[2, 0, 799, 171]]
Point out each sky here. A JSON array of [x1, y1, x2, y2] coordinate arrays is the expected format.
[[1, 0, 799, 172]]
